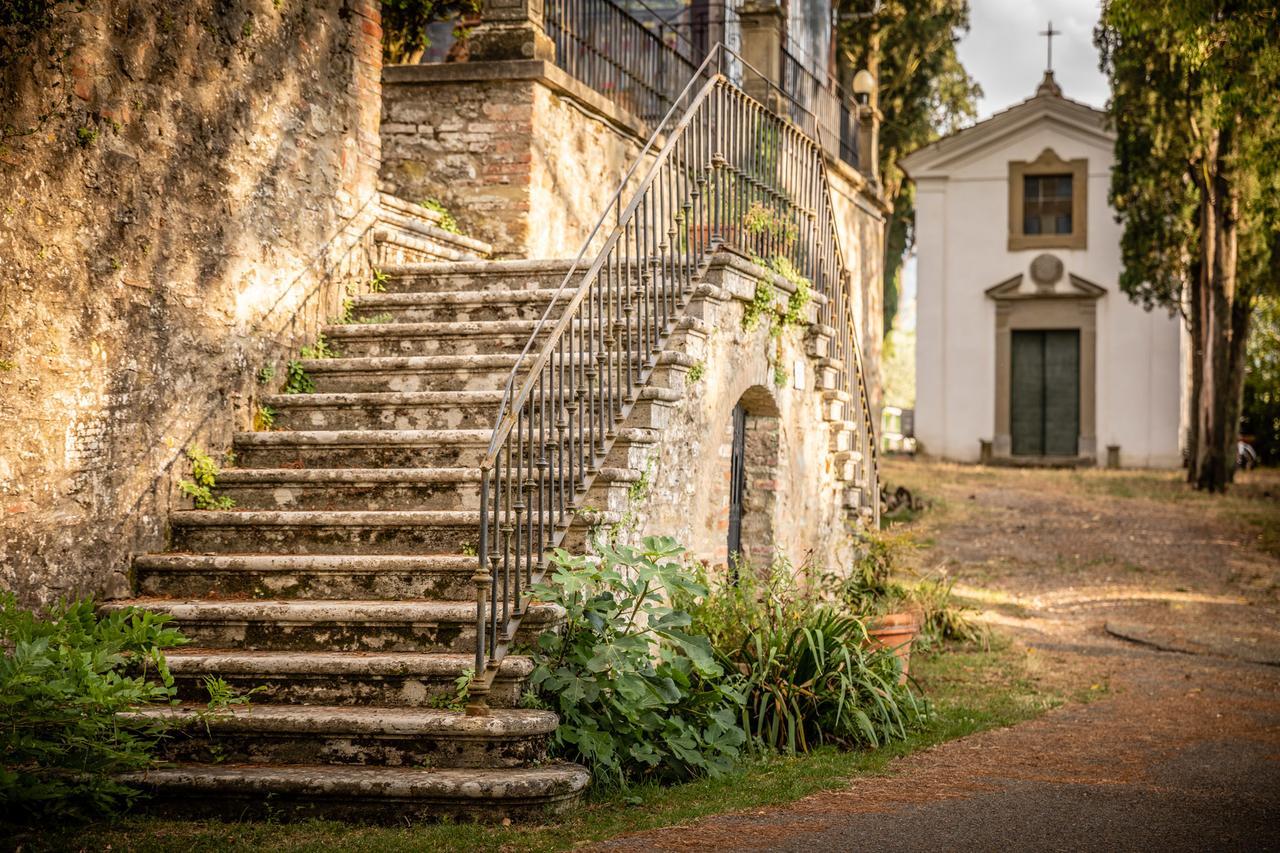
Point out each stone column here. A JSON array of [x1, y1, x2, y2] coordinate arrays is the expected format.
[[468, 0, 555, 62], [737, 0, 785, 112]]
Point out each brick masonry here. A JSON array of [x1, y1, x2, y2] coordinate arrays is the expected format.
[[0, 0, 383, 605]]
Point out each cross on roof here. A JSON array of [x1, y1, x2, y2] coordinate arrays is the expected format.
[[1039, 21, 1062, 72]]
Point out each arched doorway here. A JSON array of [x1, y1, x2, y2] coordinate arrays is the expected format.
[[724, 387, 781, 571]]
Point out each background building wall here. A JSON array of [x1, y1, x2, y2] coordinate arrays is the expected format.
[[0, 0, 383, 605], [912, 118, 1182, 467]]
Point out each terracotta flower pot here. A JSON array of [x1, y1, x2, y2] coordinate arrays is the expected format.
[[865, 612, 919, 684]]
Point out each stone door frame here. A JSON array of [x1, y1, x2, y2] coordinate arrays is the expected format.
[[986, 271, 1105, 462]]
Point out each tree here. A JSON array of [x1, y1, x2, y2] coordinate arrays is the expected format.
[[1242, 296, 1280, 463], [1096, 1, 1280, 491], [837, 0, 981, 334]]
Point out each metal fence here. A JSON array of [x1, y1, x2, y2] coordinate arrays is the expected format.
[[544, 0, 698, 124], [465, 45, 879, 710], [779, 46, 860, 170]]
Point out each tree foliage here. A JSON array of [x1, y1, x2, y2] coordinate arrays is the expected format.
[[381, 0, 479, 64], [1243, 296, 1280, 462], [1097, 1, 1280, 490], [837, 0, 981, 333]]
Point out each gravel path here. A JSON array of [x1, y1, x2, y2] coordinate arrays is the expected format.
[[594, 462, 1280, 852]]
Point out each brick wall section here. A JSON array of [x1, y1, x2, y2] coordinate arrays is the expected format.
[[380, 62, 650, 259], [0, 0, 382, 605]]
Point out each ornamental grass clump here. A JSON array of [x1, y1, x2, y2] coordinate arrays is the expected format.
[[528, 537, 747, 788], [685, 556, 928, 755]]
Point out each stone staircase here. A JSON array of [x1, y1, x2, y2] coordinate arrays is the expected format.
[[108, 204, 609, 822]]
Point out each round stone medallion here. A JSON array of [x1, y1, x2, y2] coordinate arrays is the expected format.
[[1030, 253, 1064, 287]]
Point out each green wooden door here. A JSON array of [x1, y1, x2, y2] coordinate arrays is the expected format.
[[1011, 330, 1079, 456]]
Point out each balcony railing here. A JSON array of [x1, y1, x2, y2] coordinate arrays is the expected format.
[[544, 0, 698, 123], [779, 46, 860, 170], [465, 44, 879, 710]]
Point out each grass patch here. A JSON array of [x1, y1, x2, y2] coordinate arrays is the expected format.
[[25, 632, 1077, 853]]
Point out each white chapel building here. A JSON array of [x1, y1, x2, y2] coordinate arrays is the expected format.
[[900, 71, 1184, 468]]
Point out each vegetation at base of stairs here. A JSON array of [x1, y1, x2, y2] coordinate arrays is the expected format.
[[684, 552, 927, 755], [381, 0, 479, 65], [419, 198, 460, 234], [528, 538, 747, 787], [0, 595, 252, 823], [33, 631, 1081, 851], [178, 445, 235, 510]]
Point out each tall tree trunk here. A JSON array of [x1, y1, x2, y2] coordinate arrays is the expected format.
[[1223, 295, 1251, 482], [1186, 258, 1203, 478], [1194, 123, 1240, 493]]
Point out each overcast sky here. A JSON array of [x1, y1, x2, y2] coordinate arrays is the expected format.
[[956, 0, 1111, 119]]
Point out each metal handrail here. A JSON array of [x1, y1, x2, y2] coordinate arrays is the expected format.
[[467, 43, 879, 709]]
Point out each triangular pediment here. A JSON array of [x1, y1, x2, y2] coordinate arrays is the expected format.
[[901, 93, 1111, 178], [985, 272, 1107, 301]]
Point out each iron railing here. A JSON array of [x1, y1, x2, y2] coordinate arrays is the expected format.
[[779, 46, 860, 170], [467, 44, 878, 709], [544, 0, 698, 124]]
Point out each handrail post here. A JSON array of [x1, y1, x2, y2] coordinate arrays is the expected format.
[[470, 0, 556, 62]]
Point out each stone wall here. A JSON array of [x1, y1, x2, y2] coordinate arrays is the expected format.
[[0, 0, 382, 605], [380, 61, 651, 259], [630, 256, 859, 574]]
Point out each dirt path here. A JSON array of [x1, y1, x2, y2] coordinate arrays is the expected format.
[[594, 462, 1280, 852]]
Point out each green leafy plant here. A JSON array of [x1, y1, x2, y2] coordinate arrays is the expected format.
[[256, 363, 275, 385], [283, 359, 315, 394], [369, 268, 389, 293], [253, 405, 277, 431], [428, 667, 474, 711], [529, 537, 747, 788], [75, 125, 96, 147], [356, 312, 393, 325], [686, 360, 706, 383], [0, 595, 182, 819], [686, 556, 928, 755], [419, 197, 460, 234], [299, 333, 337, 360], [178, 446, 234, 510]]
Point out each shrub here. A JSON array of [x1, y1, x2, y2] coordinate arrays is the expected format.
[[0, 595, 186, 819], [178, 445, 234, 510], [528, 537, 747, 787], [686, 556, 928, 754]]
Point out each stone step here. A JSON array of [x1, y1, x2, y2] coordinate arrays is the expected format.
[[300, 352, 605, 393], [124, 762, 590, 823], [380, 259, 580, 294], [137, 705, 557, 769], [233, 427, 657, 470], [103, 598, 563, 653], [215, 466, 485, 511], [319, 319, 575, 359], [211, 465, 639, 513], [262, 389, 673, 432], [165, 650, 533, 708], [348, 288, 564, 324], [134, 553, 478, 600], [168, 509, 496, 556]]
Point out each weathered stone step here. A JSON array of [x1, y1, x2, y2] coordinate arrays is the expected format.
[[234, 429, 492, 468], [134, 553, 477, 600], [348, 288, 564, 324], [261, 389, 672, 432], [103, 598, 562, 653], [169, 509, 495, 555], [300, 352, 599, 393], [169, 507, 616, 556], [215, 466, 485, 511], [320, 319, 579, 358], [124, 762, 590, 823], [380, 259, 580, 294], [165, 650, 532, 707], [135, 705, 557, 769], [210, 465, 640, 513], [233, 428, 657, 470]]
